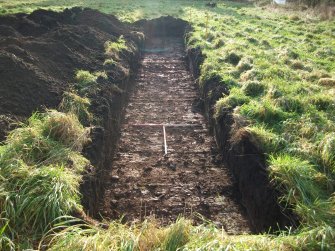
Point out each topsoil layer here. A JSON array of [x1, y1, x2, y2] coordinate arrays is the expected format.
[[0, 7, 140, 141]]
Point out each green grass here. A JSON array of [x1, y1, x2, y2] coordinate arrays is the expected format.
[[175, 0, 335, 245], [1, 0, 335, 249], [0, 219, 14, 251], [0, 0, 208, 21], [182, 2, 335, 249], [59, 91, 93, 125], [0, 110, 90, 248], [38, 216, 335, 250], [74, 70, 98, 92], [74, 70, 109, 96], [104, 36, 128, 54]]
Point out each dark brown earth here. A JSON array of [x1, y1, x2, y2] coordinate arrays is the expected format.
[[100, 36, 250, 234], [0, 8, 140, 141]]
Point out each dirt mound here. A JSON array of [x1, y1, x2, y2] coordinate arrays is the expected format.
[[0, 8, 140, 141], [134, 16, 189, 38]]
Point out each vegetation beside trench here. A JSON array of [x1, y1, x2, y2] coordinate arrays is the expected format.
[[0, 36, 134, 250], [183, 2, 335, 249], [1, 0, 335, 250]]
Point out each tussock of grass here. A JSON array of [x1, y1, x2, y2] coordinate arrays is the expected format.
[[290, 60, 308, 71], [94, 71, 108, 80], [269, 155, 323, 205], [320, 133, 335, 173], [163, 219, 191, 251], [1, 111, 89, 168], [75, 70, 97, 88], [2, 165, 82, 237], [42, 217, 190, 251], [240, 100, 289, 125], [0, 109, 90, 247], [104, 35, 128, 55], [246, 125, 285, 153], [74, 70, 108, 94], [318, 78, 335, 86], [215, 88, 249, 114], [225, 51, 241, 65], [103, 58, 116, 66], [240, 69, 260, 81], [42, 110, 89, 152], [266, 85, 283, 99], [237, 57, 253, 73], [309, 93, 335, 111], [269, 155, 335, 227], [242, 80, 266, 97], [59, 92, 93, 125], [275, 96, 304, 113]]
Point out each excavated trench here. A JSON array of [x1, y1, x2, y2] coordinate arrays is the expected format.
[[0, 8, 294, 236], [95, 18, 250, 234], [0, 8, 295, 234], [83, 17, 297, 234]]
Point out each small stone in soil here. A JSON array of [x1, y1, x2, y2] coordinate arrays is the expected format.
[[111, 175, 120, 181], [168, 162, 177, 171], [144, 167, 153, 172], [141, 189, 150, 195]]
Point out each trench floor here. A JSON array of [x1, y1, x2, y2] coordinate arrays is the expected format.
[[101, 37, 250, 234]]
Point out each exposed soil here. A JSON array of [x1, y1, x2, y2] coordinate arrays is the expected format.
[[0, 8, 140, 141], [100, 36, 250, 234]]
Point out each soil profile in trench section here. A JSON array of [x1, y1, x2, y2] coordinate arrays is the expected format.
[[101, 36, 250, 234]]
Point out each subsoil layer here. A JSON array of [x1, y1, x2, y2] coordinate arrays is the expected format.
[[100, 36, 250, 234]]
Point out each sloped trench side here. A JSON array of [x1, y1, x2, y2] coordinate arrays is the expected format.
[[79, 36, 143, 216], [99, 17, 250, 234], [186, 47, 296, 232], [81, 63, 140, 216]]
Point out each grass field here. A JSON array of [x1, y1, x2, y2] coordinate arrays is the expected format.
[[1, 0, 335, 250], [0, 0, 204, 21]]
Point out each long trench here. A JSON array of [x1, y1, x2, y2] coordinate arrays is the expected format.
[[100, 36, 250, 234]]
